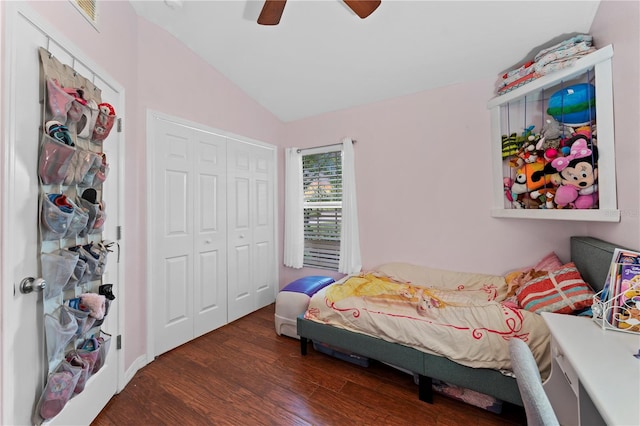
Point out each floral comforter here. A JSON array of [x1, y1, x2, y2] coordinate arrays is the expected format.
[[304, 268, 551, 378]]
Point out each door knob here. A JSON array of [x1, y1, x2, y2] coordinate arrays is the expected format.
[[20, 277, 46, 294]]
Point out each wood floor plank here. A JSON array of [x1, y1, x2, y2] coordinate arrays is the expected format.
[[92, 304, 526, 425]]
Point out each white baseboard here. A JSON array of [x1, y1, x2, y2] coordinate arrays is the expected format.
[[118, 354, 150, 393]]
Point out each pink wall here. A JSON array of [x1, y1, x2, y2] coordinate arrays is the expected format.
[[279, 80, 588, 287], [586, 0, 640, 248]]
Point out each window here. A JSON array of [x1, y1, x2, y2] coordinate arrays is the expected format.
[[302, 149, 342, 269]]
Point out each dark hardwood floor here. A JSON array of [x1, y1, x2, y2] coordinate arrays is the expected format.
[[92, 304, 526, 425]]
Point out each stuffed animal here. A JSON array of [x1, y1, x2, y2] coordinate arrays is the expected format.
[[80, 292, 107, 320], [549, 135, 599, 209]]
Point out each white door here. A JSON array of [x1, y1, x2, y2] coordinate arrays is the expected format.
[[151, 115, 227, 356], [1, 4, 123, 425], [227, 139, 276, 322]]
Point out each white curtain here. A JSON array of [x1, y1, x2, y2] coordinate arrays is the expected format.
[[339, 138, 362, 274], [283, 147, 304, 268]]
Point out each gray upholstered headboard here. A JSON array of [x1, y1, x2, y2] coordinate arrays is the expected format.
[[570, 236, 627, 292]]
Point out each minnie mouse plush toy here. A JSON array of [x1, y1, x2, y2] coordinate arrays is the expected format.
[[549, 134, 598, 209]]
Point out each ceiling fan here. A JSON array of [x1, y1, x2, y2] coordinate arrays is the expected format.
[[257, 0, 381, 25]]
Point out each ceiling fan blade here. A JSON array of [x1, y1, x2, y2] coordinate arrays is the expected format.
[[343, 0, 381, 19], [257, 0, 287, 25]]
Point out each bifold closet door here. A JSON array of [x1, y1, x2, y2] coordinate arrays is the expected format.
[[153, 119, 227, 356], [227, 139, 276, 322]]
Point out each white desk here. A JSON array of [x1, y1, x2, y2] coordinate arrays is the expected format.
[[542, 312, 640, 426]]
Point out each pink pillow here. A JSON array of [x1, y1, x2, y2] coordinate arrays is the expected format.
[[533, 252, 563, 272]]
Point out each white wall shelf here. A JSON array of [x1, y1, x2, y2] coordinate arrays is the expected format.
[[488, 44, 619, 222]]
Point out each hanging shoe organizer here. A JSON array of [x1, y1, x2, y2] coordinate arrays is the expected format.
[[34, 47, 117, 423]]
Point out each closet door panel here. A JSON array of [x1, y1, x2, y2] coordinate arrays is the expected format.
[[252, 147, 276, 308], [153, 120, 195, 355], [194, 133, 227, 336], [227, 166, 254, 322]]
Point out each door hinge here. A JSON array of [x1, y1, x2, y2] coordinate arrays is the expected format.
[[117, 334, 122, 350], [116, 225, 122, 241], [117, 117, 123, 133]]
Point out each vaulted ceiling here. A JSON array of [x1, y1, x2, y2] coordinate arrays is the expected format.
[[130, 0, 601, 122]]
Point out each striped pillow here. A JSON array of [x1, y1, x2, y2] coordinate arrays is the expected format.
[[516, 262, 594, 314]]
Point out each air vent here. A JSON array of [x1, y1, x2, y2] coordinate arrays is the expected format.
[[73, 0, 98, 25]]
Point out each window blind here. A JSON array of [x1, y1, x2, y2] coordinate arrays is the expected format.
[[302, 150, 342, 269]]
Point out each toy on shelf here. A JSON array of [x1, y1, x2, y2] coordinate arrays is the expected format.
[[500, 81, 599, 211]]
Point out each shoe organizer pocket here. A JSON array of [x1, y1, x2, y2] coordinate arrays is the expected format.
[[63, 197, 89, 240], [93, 332, 112, 374], [90, 201, 106, 235], [64, 148, 100, 186], [93, 153, 109, 186], [65, 351, 91, 395], [46, 78, 74, 123], [78, 151, 102, 188], [44, 310, 77, 364], [62, 304, 95, 337], [41, 194, 74, 241], [41, 249, 79, 300], [69, 243, 107, 281], [76, 337, 100, 375], [37, 360, 81, 421], [38, 134, 75, 185], [63, 257, 88, 292], [77, 197, 98, 237]]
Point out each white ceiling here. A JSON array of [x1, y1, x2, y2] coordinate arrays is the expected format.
[[130, 0, 601, 122]]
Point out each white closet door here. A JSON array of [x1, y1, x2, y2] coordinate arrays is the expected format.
[[227, 140, 254, 322], [227, 140, 276, 322], [252, 145, 277, 309], [152, 118, 228, 355], [153, 119, 195, 355], [193, 132, 227, 338]]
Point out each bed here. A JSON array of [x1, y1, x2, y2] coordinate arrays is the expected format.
[[297, 236, 618, 406]]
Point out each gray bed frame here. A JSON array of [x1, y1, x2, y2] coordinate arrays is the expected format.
[[298, 236, 618, 406]]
